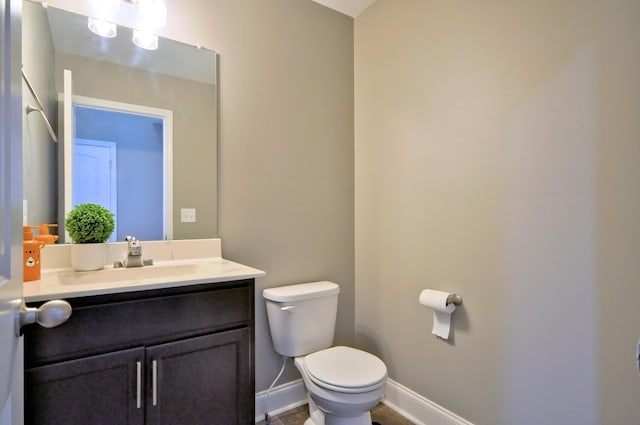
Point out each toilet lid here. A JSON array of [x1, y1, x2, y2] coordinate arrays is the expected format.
[[304, 346, 387, 393]]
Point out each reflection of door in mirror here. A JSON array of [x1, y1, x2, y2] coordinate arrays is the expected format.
[[73, 106, 167, 242], [73, 139, 118, 242], [61, 69, 173, 242]]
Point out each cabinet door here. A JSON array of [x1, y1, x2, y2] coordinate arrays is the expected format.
[[146, 328, 251, 425], [25, 347, 145, 425]]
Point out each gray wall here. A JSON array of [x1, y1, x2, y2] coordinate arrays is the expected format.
[[22, 1, 57, 227], [213, 1, 355, 389], [355, 1, 640, 424]]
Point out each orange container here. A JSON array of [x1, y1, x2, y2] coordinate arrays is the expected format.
[[23, 227, 45, 282], [34, 224, 59, 245]]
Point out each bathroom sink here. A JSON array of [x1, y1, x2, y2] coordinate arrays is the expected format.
[[58, 262, 201, 286], [24, 239, 266, 303]]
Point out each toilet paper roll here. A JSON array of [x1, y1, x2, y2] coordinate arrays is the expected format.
[[419, 289, 456, 339]]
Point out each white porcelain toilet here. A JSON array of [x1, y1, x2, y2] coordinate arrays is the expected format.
[[263, 281, 387, 425]]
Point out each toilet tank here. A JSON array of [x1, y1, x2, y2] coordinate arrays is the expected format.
[[263, 281, 340, 357]]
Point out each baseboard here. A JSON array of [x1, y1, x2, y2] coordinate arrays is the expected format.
[[255, 379, 307, 423], [254, 378, 474, 425], [383, 379, 475, 425]]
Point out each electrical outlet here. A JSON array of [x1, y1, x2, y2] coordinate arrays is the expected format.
[[23, 200, 28, 225], [180, 208, 196, 223]]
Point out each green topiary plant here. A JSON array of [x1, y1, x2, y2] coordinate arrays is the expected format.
[[65, 203, 115, 243]]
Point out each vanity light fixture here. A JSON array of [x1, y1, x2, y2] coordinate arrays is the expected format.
[[132, 30, 158, 50], [87, 0, 120, 38], [131, 0, 166, 50], [88, 17, 117, 38], [137, 0, 167, 29], [87, 0, 167, 50]]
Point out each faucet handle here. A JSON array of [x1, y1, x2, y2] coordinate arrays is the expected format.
[[124, 236, 142, 255]]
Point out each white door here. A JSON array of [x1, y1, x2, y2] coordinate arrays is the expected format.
[[73, 139, 118, 241], [60, 69, 74, 242], [1, 1, 23, 423]]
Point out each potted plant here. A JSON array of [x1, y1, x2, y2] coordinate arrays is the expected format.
[[65, 203, 115, 271]]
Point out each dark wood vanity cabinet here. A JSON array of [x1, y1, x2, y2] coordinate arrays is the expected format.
[[24, 280, 255, 425], [26, 347, 145, 424]]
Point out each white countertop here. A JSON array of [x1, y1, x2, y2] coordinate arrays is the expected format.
[[24, 239, 265, 302], [24, 258, 265, 302]]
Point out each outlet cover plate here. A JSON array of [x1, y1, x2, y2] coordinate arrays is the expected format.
[[180, 208, 196, 223]]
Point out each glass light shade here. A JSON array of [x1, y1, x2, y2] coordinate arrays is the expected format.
[[132, 30, 158, 50], [88, 0, 120, 19], [88, 17, 117, 38], [137, 0, 167, 29]]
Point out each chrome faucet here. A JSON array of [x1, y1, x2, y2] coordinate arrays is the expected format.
[[125, 236, 144, 267], [114, 236, 153, 268]]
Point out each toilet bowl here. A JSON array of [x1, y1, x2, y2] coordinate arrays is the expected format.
[[295, 346, 387, 425], [263, 282, 388, 425]]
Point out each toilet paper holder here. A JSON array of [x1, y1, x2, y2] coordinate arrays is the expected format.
[[446, 293, 463, 306]]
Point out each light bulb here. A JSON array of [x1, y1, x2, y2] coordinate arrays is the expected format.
[[132, 30, 158, 50], [87, 0, 119, 38], [88, 0, 120, 19], [88, 17, 117, 38], [137, 0, 167, 29]]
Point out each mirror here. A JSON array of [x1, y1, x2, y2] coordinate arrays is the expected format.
[[22, 1, 218, 241]]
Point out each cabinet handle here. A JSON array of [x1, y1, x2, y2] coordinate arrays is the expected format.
[[136, 361, 142, 409], [152, 360, 158, 406]]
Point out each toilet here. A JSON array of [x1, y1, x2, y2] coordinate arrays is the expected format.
[[263, 281, 387, 425]]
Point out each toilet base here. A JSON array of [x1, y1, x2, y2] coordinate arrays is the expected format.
[[325, 412, 372, 425], [304, 396, 373, 425], [304, 418, 372, 425], [305, 412, 372, 425]]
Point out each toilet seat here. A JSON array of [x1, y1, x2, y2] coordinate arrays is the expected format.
[[303, 346, 387, 394]]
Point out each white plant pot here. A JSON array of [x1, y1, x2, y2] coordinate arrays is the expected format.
[[71, 243, 107, 271]]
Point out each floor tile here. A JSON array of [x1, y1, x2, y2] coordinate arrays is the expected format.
[[257, 403, 415, 425]]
